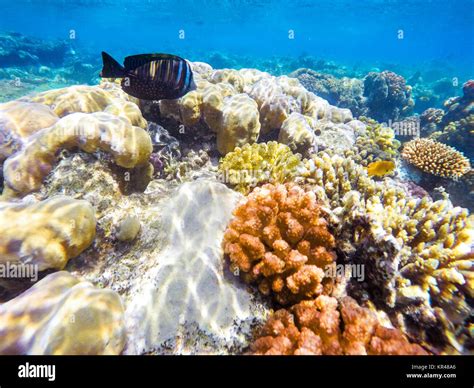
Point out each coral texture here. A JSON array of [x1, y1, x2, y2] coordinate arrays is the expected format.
[[223, 183, 337, 305], [250, 295, 428, 355], [0, 271, 125, 355], [402, 138, 471, 179], [2, 112, 152, 197], [302, 152, 474, 353], [364, 70, 414, 121], [218, 141, 302, 193], [155, 65, 353, 155], [0, 196, 96, 271]]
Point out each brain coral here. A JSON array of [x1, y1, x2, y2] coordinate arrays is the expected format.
[[303, 152, 474, 353], [0, 196, 96, 272], [402, 138, 471, 179], [0, 271, 125, 355], [250, 295, 428, 355], [218, 141, 302, 193], [223, 183, 337, 305], [2, 112, 152, 197]]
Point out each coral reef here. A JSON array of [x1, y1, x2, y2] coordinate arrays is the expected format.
[[402, 138, 471, 180], [0, 271, 125, 355], [218, 142, 302, 193], [156, 65, 353, 155], [223, 183, 337, 305], [340, 117, 400, 166], [0, 196, 96, 272], [364, 70, 414, 122], [302, 152, 473, 353], [430, 80, 474, 160], [2, 111, 152, 197], [290, 68, 367, 117], [0, 32, 71, 67], [250, 295, 428, 355]]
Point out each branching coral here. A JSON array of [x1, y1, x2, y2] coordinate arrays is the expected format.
[[218, 142, 302, 193], [302, 152, 474, 353], [0, 271, 125, 355], [402, 138, 471, 179], [341, 117, 400, 166], [250, 295, 428, 355], [223, 183, 337, 305], [2, 112, 152, 197], [0, 196, 96, 271]]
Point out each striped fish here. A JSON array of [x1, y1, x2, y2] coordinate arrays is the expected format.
[[100, 51, 196, 100]]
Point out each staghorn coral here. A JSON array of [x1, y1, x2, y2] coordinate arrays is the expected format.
[[250, 295, 428, 355], [402, 138, 471, 179], [223, 183, 337, 305], [302, 152, 473, 353], [2, 112, 152, 197], [0, 271, 125, 355], [218, 142, 302, 193], [0, 195, 95, 272]]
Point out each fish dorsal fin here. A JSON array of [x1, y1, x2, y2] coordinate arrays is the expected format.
[[124, 53, 186, 70]]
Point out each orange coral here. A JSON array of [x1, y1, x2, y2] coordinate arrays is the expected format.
[[250, 296, 429, 355], [223, 183, 336, 305]]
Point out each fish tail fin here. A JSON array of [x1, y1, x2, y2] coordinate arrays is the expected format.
[[100, 51, 125, 78]]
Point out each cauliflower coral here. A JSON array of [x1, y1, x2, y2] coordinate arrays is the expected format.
[[250, 295, 429, 355], [223, 183, 337, 305]]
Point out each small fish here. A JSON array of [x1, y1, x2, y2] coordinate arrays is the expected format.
[[366, 160, 396, 177], [100, 51, 196, 100]]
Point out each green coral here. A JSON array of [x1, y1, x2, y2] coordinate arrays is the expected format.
[[218, 141, 302, 193]]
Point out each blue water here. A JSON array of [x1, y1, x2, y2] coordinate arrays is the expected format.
[[1, 0, 473, 77]]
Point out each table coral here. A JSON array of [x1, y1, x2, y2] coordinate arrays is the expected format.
[[302, 152, 474, 353], [0, 196, 96, 272], [250, 295, 428, 355], [402, 138, 471, 179], [223, 183, 337, 305], [2, 112, 152, 197], [0, 271, 125, 355], [218, 142, 302, 193]]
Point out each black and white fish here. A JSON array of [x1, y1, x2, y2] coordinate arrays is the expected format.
[[100, 51, 196, 100]]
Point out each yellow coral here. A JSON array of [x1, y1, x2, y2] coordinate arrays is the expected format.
[[219, 142, 302, 193], [2, 112, 153, 197], [0, 271, 125, 355], [217, 94, 261, 155], [0, 196, 96, 271], [402, 138, 471, 179], [302, 152, 474, 353]]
